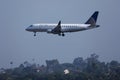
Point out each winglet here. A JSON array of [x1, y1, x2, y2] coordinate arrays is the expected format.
[[58, 20, 61, 26], [85, 11, 99, 25]]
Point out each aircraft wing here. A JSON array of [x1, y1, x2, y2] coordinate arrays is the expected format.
[[52, 21, 61, 34]]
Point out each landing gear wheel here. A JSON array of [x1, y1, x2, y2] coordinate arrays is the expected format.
[[34, 32, 36, 36], [62, 33, 65, 36]]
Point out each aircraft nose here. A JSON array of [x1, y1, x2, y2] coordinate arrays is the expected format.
[[25, 28, 28, 31], [25, 28, 29, 31]]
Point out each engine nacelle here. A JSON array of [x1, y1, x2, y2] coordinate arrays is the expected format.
[[47, 29, 53, 33]]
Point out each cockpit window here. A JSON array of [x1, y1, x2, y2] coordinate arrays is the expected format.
[[29, 25, 33, 27]]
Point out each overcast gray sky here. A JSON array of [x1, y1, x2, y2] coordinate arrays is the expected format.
[[0, 0, 120, 68]]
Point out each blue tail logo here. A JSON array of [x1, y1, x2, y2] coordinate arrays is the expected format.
[[85, 11, 99, 25]]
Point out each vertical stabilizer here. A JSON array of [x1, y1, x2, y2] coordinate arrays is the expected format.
[[85, 11, 99, 26]]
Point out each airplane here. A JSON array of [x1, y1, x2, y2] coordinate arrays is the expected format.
[[25, 11, 100, 36]]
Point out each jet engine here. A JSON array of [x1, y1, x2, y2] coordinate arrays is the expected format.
[[47, 29, 53, 33]]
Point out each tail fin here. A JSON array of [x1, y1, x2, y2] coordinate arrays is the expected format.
[[85, 11, 99, 26]]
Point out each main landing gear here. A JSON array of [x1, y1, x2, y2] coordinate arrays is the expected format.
[[58, 33, 65, 37], [62, 33, 65, 36]]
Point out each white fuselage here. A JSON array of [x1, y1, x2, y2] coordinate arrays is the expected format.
[[25, 11, 100, 36], [26, 23, 93, 33]]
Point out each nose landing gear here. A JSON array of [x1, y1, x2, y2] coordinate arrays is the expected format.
[[34, 32, 36, 36]]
